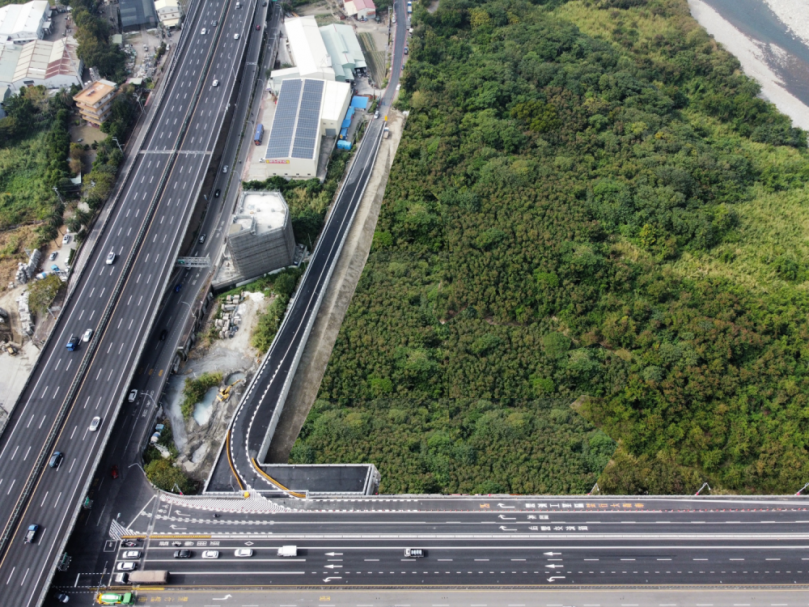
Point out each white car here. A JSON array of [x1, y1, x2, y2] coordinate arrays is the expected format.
[[116, 561, 136, 571], [128, 389, 138, 403], [105, 251, 116, 265], [234, 549, 253, 557], [234, 33, 240, 40], [202, 550, 219, 559], [62, 234, 71, 245], [82, 329, 93, 342], [122, 550, 141, 560], [89, 416, 101, 432], [212, 79, 219, 87], [223, 165, 228, 174], [200, 27, 207, 34]]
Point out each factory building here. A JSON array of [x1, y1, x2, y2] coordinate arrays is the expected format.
[[119, 0, 158, 32], [344, 0, 376, 20], [0, 36, 82, 93], [226, 191, 296, 282], [262, 77, 351, 178], [319, 23, 367, 83], [0, 1, 51, 46]]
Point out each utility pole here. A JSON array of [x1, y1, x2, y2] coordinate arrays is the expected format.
[[111, 136, 124, 154]]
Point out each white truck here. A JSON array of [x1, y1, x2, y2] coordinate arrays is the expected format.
[[277, 545, 298, 557]]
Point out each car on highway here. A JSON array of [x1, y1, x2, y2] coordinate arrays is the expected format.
[[121, 540, 139, 548], [234, 33, 240, 40], [159, 329, 168, 340], [234, 549, 253, 557], [115, 561, 137, 571], [89, 416, 101, 432], [200, 27, 207, 34], [212, 79, 219, 87], [121, 550, 140, 559], [111, 465, 119, 479], [223, 165, 228, 173], [199, 234, 206, 244], [82, 328, 93, 342], [277, 545, 297, 557], [62, 234, 71, 245], [174, 283, 182, 293], [49, 452, 63, 469], [202, 550, 219, 559], [49, 252, 58, 261], [404, 548, 426, 558], [256, 24, 261, 30], [98, 593, 133, 605], [128, 389, 138, 403], [214, 189, 221, 198], [54, 593, 69, 603], [24, 524, 39, 544], [66, 335, 79, 351], [174, 549, 192, 558], [106, 250, 116, 265]]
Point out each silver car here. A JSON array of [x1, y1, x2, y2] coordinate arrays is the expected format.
[[105, 251, 115, 265], [89, 416, 101, 432]]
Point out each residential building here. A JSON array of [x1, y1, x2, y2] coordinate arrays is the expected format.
[[154, 0, 181, 28], [73, 79, 118, 126], [344, 0, 376, 19]]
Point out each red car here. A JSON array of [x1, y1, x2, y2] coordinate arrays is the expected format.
[[256, 24, 261, 30], [111, 465, 119, 479]]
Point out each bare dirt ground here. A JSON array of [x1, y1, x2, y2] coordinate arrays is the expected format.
[[267, 109, 406, 463], [163, 292, 269, 479]]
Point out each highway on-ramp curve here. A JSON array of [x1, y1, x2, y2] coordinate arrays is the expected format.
[[207, 0, 409, 494], [0, 0, 260, 603]]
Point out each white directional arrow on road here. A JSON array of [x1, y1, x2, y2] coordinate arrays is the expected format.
[[545, 564, 564, 569], [498, 515, 516, 520], [323, 577, 342, 583], [497, 503, 515, 509], [547, 576, 566, 582], [212, 595, 233, 601], [169, 525, 186, 530], [326, 552, 343, 556], [499, 526, 517, 531], [544, 552, 561, 556], [325, 564, 343, 569]]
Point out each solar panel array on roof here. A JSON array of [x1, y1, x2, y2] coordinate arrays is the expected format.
[[292, 79, 324, 159], [265, 79, 303, 159]]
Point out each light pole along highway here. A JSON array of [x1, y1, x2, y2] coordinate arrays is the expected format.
[[0, 0, 262, 603]]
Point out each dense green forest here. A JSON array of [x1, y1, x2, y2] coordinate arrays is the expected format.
[[292, 0, 809, 495]]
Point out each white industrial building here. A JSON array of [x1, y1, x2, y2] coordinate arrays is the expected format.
[[0, 37, 82, 93], [0, 1, 51, 46], [154, 0, 181, 28], [262, 77, 351, 178], [344, 0, 376, 19]]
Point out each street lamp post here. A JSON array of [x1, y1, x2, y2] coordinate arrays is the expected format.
[[52, 186, 64, 206], [111, 137, 124, 154]]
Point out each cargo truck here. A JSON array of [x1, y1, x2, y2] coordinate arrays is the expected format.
[[254, 123, 264, 145], [127, 570, 168, 584], [277, 545, 298, 557]]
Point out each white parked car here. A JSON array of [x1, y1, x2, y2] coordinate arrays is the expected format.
[[62, 234, 71, 245], [202, 550, 219, 559], [128, 389, 138, 403], [116, 561, 136, 571], [122, 550, 141, 560]]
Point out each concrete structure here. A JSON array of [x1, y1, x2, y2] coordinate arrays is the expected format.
[[0, 1, 51, 46], [344, 0, 376, 19], [0, 37, 82, 92], [119, 0, 158, 32], [271, 16, 334, 89], [257, 463, 380, 496], [319, 23, 367, 82], [226, 191, 296, 283], [73, 79, 118, 126], [154, 0, 181, 28], [263, 77, 351, 178]]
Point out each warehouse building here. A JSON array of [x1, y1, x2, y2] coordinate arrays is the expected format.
[[0, 37, 82, 93], [271, 15, 335, 90], [344, 0, 376, 19], [225, 191, 296, 283], [0, 1, 51, 46], [262, 77, 351, 178], [119, 0, 158, 32]]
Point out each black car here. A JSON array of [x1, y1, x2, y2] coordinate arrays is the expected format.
[[214, 189, 221, 198], [174, 549, 192, 558], [122, 540, 139, 547], [49, 452, 63, 469], [159, 329, 168, 340]]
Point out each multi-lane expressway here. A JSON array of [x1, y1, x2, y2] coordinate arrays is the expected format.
[[0, 0, 264, 603], [80, 495, 809, 591]]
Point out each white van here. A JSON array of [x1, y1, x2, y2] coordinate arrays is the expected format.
[[277, 545, 297, 557]]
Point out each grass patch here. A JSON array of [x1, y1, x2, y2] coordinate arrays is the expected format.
[[180, 372, 222, 420], [27, 274, 64, 317], [358, 32, 386, 84]]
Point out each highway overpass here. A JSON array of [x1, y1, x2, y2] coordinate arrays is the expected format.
[[0, 0, 267, 603]]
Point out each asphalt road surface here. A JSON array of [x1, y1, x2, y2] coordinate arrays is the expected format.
[[207, 0, 408, 494], [0, 0, 261, 603]]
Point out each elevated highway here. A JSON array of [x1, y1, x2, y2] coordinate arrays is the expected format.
[[0, 0, 266, 602]]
